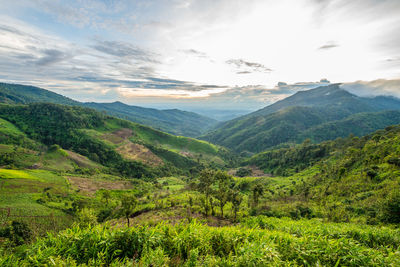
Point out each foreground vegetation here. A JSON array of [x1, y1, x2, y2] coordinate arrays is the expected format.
[[1, 94, 400, 266], [1, 217, 399, 266]]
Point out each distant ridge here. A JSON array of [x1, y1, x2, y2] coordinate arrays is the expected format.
[[0, 83, 217, 137], [202, 84, 400, 152]]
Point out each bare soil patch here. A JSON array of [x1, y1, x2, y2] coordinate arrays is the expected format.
[[228, 165, 272, 177], [102, 128, 133, 144], [101, 128, 163, 166], [180, 151, 194, 158], [66, 150, 99, 168], [67, 176, 132, 196], [116, 142, 163, 166]]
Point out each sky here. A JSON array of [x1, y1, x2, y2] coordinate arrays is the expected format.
[[0, 0, 400, 111]]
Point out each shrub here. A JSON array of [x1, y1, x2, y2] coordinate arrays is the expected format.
[[0, 221, 32, 246], [77, 208, 97, 227], [236, 167, 252, 177], [382, 191, 400, 223]]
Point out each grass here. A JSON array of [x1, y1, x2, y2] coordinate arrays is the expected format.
[[158, 177, 186, 191], [0, 169, 36, 180], [0, 169, 74, 238], [2, 218, 399, 266], [0, 118, 25, 136], [99, 119, 220, 155], [0, 118, 41, 149]]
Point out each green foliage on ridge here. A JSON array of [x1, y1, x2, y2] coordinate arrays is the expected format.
[[0, 83, 217, 137], [202, 84, 400, 153], [0, 103, 229, 178]]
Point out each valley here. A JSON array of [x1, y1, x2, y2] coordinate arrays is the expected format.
[[0, 83, 400, 266]]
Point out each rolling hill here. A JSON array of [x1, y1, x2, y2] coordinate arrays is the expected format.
[[0, 103, 232, 178], [202, 84, 400, 153], [85, 101, 217, 137], [0, 83, 217, 137]]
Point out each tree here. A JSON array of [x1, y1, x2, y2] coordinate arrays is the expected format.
[[382, 191, 400, 223], [120, 194, 137, 227], [101, 190, 111, 206], [252, 184, 264, 208], [198, 169, 215, 216], [229, 189, 243, 220], [236, 167, 252, 177], [214, 171, 233, 218]]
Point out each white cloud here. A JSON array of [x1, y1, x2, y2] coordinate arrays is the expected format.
[[0, 0, 400, 107]]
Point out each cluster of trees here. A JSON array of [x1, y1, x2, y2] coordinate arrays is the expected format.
[[245, 139, 335, 176], [194, 169, 265, 220], [72, 190, 139, 228], [245, 130, 385, 176], [278, 125, 400, 223]]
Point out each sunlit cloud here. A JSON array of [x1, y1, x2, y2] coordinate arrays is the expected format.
[[0, 0, 399, 109]]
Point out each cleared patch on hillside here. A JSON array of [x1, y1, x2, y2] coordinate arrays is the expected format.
[[102, 128, 133, 144], [67, 176, 133, 196], [180, 151, 194, 158], [116, 142, 163, 166], [228, 165, 272, 177], [65, 150, 101, 168]]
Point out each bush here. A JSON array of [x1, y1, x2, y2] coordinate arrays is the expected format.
[[236, 167, 252, 177], [0, 221, 32, 246], [382, 192, 400, 223], [77, 208, 97, 227]]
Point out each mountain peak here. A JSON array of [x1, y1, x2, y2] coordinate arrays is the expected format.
[[292, 83, 349, 97], [249, 84, 355, 117]]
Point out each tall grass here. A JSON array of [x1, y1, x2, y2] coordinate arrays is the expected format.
[[2, 219, 399, 266]]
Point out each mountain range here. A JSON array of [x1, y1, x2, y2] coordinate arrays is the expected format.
[[2, 82, 400, 154], [0, 83, 217, 137], [202, 84, 400, 153]]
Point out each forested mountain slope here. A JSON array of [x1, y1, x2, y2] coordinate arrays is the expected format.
[[0, 103, 231, 178], [85, 101, 217, 137], [0, 83, 217, 137], [242, 124, 400, 224], [0, 83, 79, 105], [202, 84, 400, 152]]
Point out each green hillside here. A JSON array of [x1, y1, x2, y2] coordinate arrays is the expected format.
[[202, 84, 400, 152], [0, 83, 79, 105], [243, 124, 400, 223], [1, 86, 400, 266], [0, 83, 217, 137], [85, 101, 217, 137], [248, 83, 399, 117], [1, 124, 400, 265], [1, 120, 400, 265], [0, 103, 230, 177]]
